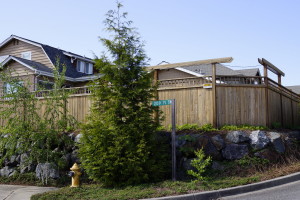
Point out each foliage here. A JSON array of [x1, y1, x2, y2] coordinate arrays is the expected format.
[[78, 3, 167, 187], [177, 124, 200, 131], [198, 124, 217, 132], [220, 124, 268, 131], [236, 155, 270, 167], [187, 148, 212, 182], [0, 59, 76, 171]]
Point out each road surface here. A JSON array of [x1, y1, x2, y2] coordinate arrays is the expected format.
[[220, 180, 300, 200], [0, 184, 57, 200]]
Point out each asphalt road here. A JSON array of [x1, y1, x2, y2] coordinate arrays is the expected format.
[[220, 180, 300, 200], [0, 184, 57, 200]]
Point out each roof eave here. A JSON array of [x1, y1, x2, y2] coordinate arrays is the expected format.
[[147, 57, 233, 71]]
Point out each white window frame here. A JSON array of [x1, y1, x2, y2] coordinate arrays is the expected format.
[[21, 51, 32, 60], [77, 60, 85, 73], [88, 63, 93, 74]]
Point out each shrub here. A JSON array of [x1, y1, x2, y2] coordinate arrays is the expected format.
[[187, 148, 212, 182], [78, 3, 167, 187]]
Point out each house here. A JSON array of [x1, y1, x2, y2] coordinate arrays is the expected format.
[[148, 58, 261, 85], [286, 85, 300, 94], [0, 35, 98, 93]]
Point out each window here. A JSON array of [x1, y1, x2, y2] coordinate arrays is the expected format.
[[4, 81, 23, 94], [77, 60, 93, 74], [76, 60, 84, 73], [38, 80, 54, 90], [21, 52, 31, 60]]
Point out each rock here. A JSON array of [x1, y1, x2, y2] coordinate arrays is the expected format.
[[222, 144, 249, 160], [226, 131, 249, 143], [68, 132, 76, 141], [8, 155, 19, 167], [211, 135, 225, 150], [285, 131, 300, 140], [196, 136, 222, 160], [35, 163, 59, 180], [211, 161, 225, 171], [20, 164, 36, 174], [74, 134, 83, 143], [0, 166, 16, 177], [268, 132, 285, 153], [254, 149, 280, 161], [250, 130, 270, 150], [71, 150, 80, 164], [182, 158, 195, 171], [20, 153, 29, 166], [61, 153, 72, 167]]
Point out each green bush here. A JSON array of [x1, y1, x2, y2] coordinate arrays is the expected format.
[[78, 3, 168, 187], [221, 124, 268, 131], [187, 148, 212, 182]]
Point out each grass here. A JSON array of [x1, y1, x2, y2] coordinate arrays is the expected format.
[[31, 159, 300, 200]]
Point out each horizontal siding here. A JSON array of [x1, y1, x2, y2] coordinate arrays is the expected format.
[[0, 39, 53, 68]]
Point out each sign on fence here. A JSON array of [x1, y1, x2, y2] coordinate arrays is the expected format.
[[151, 99, 173, 106]]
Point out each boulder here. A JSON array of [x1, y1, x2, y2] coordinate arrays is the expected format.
[[36, 163, 59, 180], [182, 158, 195, 171], [226, 131, 249, 143], [0, 166, 16, 177], [222, 144, 248, 160], [250, 130, 270, 150], [211, 161, 225, 171], [74, 134, 83, 143], [285, 131, 300, 140], [196, 136, 222, 160], [68, 132, 76, 141], [254, 149, 280, 161], [8, 155, 19, 167], [268, 132, 285, 153], [211, 135, 225, 150], [71, 150, 80, 164]]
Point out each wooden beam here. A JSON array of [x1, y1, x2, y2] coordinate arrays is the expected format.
[[258, 58, 285, 77], [147, 57, 233, 71], [278, 74, 281, 85]]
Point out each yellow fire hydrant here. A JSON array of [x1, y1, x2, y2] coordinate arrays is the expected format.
[[70, 163, 81, 187]]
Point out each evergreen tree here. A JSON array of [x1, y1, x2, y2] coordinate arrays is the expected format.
[[78, 3, 166, 186]]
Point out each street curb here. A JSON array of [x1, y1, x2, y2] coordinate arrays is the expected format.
[[143, 172, 300, 200]]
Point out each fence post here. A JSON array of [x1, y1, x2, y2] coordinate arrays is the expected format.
[[212, 63, 217, 128]]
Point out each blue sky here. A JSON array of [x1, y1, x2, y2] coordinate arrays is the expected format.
[[1, 0, 300, 86]]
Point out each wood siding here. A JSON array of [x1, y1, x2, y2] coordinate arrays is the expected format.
[[0, 39, 53, 68], [0, 61, 36, 93]]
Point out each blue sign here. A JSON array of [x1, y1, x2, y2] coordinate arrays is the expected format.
[[152, 99, 173, 106]]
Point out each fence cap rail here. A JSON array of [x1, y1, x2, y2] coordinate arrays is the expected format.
[[147, 57, 233, 71]]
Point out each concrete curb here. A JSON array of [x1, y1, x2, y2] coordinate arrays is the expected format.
[[143, 172, 300, 200]]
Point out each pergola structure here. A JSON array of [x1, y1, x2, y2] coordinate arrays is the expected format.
[[258, 58, 285, 85]]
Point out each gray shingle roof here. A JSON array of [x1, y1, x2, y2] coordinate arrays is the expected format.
[[181, 64, 242, 76], [12, 56, 53, 73], [235, 68, 260, 76], [180, 64, 261, 77], [286, 86, 300, 94]]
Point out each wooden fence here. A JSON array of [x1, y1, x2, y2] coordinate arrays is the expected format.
[[157, 76, 300, 128], [0, 76, 299, 128]]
